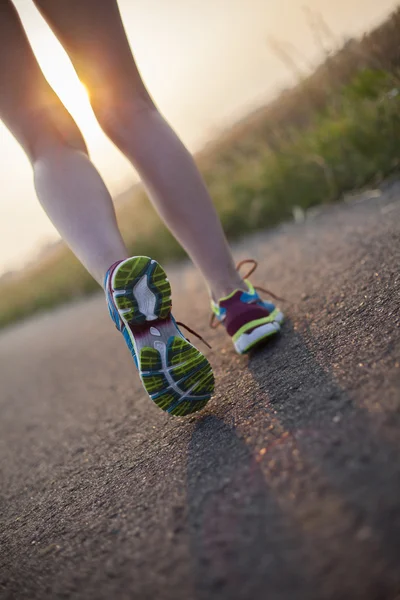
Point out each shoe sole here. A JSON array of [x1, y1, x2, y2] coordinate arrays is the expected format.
[[111, 256, 214, 416], [234, 312, 284, 354]]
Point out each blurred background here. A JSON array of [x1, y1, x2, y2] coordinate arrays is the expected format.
[[0, 0, 399, 326]]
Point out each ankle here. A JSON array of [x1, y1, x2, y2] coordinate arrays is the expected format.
[[210, 276, 248, 303]]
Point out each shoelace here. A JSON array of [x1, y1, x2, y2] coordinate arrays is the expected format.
[[175, 321, 212, 350], [209, 258, 286, 329]]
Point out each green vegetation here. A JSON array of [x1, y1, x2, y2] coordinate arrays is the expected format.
[[202, 70, 399, 237], [0, 10, 399, 329]]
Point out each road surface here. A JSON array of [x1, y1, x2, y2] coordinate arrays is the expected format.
[[0, 181, 400, 600]]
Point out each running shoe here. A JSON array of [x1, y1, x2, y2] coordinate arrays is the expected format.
[[210, 259, 284, 354], [105, 256, 214, 416]]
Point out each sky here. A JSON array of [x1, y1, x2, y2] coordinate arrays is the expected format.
[[0, 0, 398, 274]]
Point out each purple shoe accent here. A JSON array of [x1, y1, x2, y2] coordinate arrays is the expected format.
[[219, 291, 272, 337]]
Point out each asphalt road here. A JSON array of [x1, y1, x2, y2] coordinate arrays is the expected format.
[[0, 181, 399, 600]]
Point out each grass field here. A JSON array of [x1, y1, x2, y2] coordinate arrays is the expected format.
[[0, 9, 399, 329]]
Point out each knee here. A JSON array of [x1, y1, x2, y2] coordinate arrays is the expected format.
[[90, 87, 156, 146], [24, 106, 88, 164]]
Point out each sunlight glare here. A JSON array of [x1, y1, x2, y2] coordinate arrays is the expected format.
[[53, 79, 100, 140], [28, 24, 103, 142]]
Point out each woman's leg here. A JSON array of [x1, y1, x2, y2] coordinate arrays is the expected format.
[[0, 1, 128, 285], [34, 0, 245, 300]]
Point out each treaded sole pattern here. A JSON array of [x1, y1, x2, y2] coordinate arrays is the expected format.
[[112, 256, 172, 324], [140, 337, 214, 416], [111, 256, 214, 416]]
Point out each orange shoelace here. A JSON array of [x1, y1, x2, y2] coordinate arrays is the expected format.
[[175, 321, 212, 349]]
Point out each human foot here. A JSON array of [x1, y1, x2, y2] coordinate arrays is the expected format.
[[105, 256, 214, 416]]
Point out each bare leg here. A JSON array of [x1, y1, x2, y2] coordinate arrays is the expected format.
[[34, 149, 128, 284], [0, 1, 127, 285], [35, 0, 245, 299]]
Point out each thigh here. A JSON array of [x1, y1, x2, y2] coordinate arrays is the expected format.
[[33, 0, 153, 106], [0, 0, 85, 161]]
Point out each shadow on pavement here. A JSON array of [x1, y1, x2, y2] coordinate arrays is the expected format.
[[186, 415, 314, 600], [185, 320, 400, 600], [248, 319, 400, 597]]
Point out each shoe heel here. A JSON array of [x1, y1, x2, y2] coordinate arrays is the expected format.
[[140, 336, 214, 416], [111, 256, 172, 325]]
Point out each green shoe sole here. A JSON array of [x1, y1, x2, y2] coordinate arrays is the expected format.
[[110, 256, 214, 416]]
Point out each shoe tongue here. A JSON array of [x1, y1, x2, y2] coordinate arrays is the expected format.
[[219, 290, 243, 309]]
